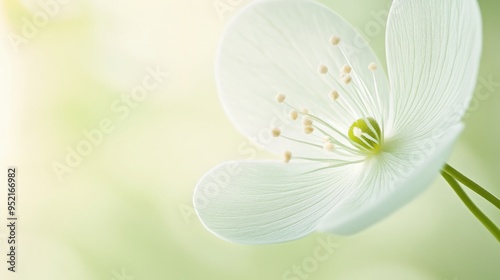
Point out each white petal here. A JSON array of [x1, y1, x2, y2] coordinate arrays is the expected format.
[[385, 0, 482, 139], [216, 0, 389, 157], [194, 160, 366, 244], [195, 124, 463, 243], [317, 123, 464, 234]]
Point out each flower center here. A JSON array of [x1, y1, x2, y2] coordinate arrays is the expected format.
[[270, 35, 386, 164], [348, 117, 381, 154]]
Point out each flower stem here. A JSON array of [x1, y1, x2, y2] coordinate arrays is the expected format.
[[441, 171, 500, 243], [442, 164, 500, 209]]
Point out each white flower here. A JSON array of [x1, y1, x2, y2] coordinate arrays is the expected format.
[[194, 0, 482, 244]]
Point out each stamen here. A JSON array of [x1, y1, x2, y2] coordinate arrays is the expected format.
[[302, 117, 313, 126], [323, 142, 334, 152], [341, 64, 352, 74], [281, 135, 322, 149], [326, 72, 364, 119], [283, 151, 292, 163], [279, 101, 353, 152], [293, 156, 348, 163], [324, 80, 361, 123], [310, 123, 363, 155], [303, 125, 314, 135], [271, 85, 384, 160], [342, 74, 352, 84], [336, 45, 371, 93], [306, 113, 354, 144], [370, 65, 385, 134], [329, 35, 341, 46], [335, 45, 379, 118], [271, 127, 281, 138], [318, 64, 329, 75], [329, 90, 340, 101], [368, 63, 377, 72], [275, 93, 286, 103]]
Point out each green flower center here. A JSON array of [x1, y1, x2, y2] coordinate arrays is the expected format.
[[348, 117, 382, 153]]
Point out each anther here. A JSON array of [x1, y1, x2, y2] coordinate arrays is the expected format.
[[275, 93, 286, 103], [329, 90, 340, 101], [303, 125, 314, 135], [283, 151, 292, 163], [341, 64, 352, 74], [323, 142, 334, 152], [301, 108, 309, 115], [330, 35, 341, 46], [271, 127, 281, 138], [302, 117, 313, 126], [342, 74, 352, 84], [318, 64, 329, 74], [289, 110, 298, 121], [368, 63, 377, 72]]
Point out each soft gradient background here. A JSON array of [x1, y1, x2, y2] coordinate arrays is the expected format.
[[0, 0, 499, 279]]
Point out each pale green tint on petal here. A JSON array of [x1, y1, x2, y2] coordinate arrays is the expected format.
[[317, 123, 464, 234], [216, 0, 389, 157], [195, 125, 462, 244], [194, 160, 365, 244], [385, 0, 481, 140]]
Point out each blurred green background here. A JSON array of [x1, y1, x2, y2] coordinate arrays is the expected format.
[[0, 0, 499, 279]]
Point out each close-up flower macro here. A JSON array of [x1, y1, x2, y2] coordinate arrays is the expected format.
[[0, 0, 499, 279], [194, 0, 485, 244]]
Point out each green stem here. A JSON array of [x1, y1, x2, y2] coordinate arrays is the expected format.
[[443, 164, 500, 209], [441, 171, 500, 243]]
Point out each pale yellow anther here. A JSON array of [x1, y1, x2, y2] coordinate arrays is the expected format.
[[323, 142, 334, 152], [289, 110, 298, 121], [353, 127, 363, 138], [342, 74, 352, 84], [303, 125, 314, 135], [283, 151, 292, 163], [275, 93, 286, 103], [368, 63, 377, 71], [329, 90, 340, 101], [271, 127, 281, 138], [301, 108, 309, 115], [341, 64, 352, 74], [330, 35, 341, 46], [302, 117, 313, 126], [318, 64, 329, 74]]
